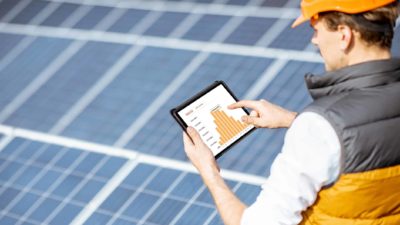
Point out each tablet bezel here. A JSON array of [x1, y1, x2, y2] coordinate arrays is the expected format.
[[170, 80, 256, 159]]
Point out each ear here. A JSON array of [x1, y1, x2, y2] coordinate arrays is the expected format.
[[337, 24, 353, 51]]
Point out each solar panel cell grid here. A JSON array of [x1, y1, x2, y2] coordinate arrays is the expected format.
[[32, 170, 62, 192], [83, 212, 112, 225], [107, 9, 149, 33], [226, 0, 251, 6], [261, 0, 291, 7], [84, 161, 259, 225], [9, 192, 40, 217], [122, 192, 159, 220], [0, 138, 128, 225], [143, 12, 189, 37], [0, 188, 20, 213], [182, 14, 231, 41], [0, 33, 25, 61], [0, 0, 23, 21], [170, 173, 204, 199], [40, 2, 80, 27], [0, 37, 71, 110], [392, 26, 400, 57], [146, 198, 186, 224], [224, 17, 277, 45], [73, 6, 114, 30], [100, 186, 134, 212], [50, 204, 83, 225], [174, 205, 215, 225], [269, 22, 314, 50], [4, 41, 129, 131], [61, 47, 197, 145], [9, 0, 49, 24]]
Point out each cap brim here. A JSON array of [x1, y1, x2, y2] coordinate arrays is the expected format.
[[291, 14, 307, 28]]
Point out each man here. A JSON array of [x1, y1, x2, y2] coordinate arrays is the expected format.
[[183, 0, 400, 224]]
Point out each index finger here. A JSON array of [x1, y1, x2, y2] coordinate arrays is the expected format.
[[228, 100, 260, 110]]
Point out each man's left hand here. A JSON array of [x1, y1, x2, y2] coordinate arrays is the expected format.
[[183, 127, 220, 179]]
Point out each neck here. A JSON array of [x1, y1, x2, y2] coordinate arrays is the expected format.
[[346, 44, 391, 67]]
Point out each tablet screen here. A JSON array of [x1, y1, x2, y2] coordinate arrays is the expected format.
[[175, 82, 254, 157]]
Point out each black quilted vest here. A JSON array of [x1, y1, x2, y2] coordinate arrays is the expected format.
[[303, 59, 400, 173]]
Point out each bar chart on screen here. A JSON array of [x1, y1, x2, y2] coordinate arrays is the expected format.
[[178, 84, 254, 156], [211, 106, 249, 146]]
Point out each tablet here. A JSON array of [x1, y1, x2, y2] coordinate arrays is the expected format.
[[170, 80, 255, 159]]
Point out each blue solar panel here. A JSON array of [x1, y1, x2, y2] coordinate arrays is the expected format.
[[123, 192, 159, 220], [84, 163, 259, 225], [0, 37, 71, 109], [392, 26, 400, 57], [146, 198, 187, 224], [226, 0, 251, 6], [0, 0, 23, 21], [4, 41, 129, 131], [0, 33, 25, 61], [143, 12, 189, 37], [268, 21, 314, 50], [175, 205, 215, 225], [107, 8, 149, 33], [0, 138, 127, 225], [9, 0, 49, 24], [40, 2, 80, 27], [261, 0, 291, 7], [73, 6, 114, 30], [224, 17, 277, 45], [182, 14, 231, 41], [61, 47, 197, 144], [192, 0, 215, 3]]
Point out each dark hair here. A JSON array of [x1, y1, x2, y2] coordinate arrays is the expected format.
[[319, 1, 399, 49]]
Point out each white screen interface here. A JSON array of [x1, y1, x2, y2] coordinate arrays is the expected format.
[[178, 84, 254, 156]]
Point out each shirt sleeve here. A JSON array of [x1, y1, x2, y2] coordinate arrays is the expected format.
[[241, 112, 341, 225]]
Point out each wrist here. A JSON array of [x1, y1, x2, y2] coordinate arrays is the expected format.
[[200, 165, 221, 185], [284, 111, 298, 127]]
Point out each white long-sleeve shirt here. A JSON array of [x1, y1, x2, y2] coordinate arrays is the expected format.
[[241, 112, 341, 225]]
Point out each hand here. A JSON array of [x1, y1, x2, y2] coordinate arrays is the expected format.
[[183, 127, 220, 179], [228, 99, 297, 128]]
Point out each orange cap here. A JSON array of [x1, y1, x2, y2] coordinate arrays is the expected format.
[[292, 0, 397, 27]]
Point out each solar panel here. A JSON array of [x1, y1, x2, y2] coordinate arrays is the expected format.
[[143, 12, 189, 37], [9, 0, 49, 24], [107, 9, 149, 34], [1, 0, 395, 224], [0, 37, 71, 110], [3, 42, 129, 131], [72, 6, 114, 30], [181, 14, 231, 41], [39, 2, 80, 27], [268, 22, 314, 50], [61, 47, 197, 145], [0, 133, 261, 225], [0, 137, 126, 225], [224, 17, 277, 45]]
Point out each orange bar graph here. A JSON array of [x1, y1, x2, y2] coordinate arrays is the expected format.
[[211, 109, 248, 146]]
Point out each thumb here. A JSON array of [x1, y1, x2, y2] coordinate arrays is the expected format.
[[187, 127, 203, 145], [241, 115, 263, 126]]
